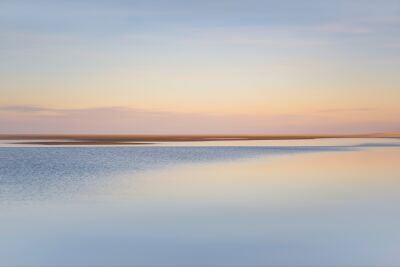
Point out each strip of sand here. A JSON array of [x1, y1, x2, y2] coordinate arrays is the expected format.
[[0, 133, 398, 145]]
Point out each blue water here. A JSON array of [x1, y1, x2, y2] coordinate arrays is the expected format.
[[0, 145, 352, 202], [0, 139, 399, 266]]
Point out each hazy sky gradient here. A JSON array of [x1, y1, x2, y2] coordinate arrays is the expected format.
[[1, 0, 399, 133]]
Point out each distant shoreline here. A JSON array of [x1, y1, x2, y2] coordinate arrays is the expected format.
[[0, 133, 399, 146]]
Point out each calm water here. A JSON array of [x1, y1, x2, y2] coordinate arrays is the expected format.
[[0, 139, 400, 266]]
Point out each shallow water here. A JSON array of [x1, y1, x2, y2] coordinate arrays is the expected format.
[[0, 139, 399, 266]]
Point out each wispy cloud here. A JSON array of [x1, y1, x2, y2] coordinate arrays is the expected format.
[[0, 105, 398, 134], [0, 105, 169, 116], [315, 22, 374, 34], [316, 107, 376, 113], [180, 19, 380, 48], [0, 105, 55, 113]]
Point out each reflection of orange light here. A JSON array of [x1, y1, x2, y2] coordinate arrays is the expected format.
[[114, 147, 400, 209]]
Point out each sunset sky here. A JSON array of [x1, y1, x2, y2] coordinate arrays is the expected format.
[[1, 0, 399, 134]]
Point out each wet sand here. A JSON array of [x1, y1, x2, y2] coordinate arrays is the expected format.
[[0, 133, 399, 145]]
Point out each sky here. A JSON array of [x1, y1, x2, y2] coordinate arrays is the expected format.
[[0, 0, 399, 134]]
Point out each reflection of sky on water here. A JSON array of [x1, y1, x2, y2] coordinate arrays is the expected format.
[[0, 139, 400, 266], [0, 145, 351, 202]]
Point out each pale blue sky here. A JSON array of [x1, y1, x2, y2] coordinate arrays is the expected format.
[[0, 0, 399, 133]]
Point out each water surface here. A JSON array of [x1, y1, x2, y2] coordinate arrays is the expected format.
[[0, 139, 399, 266]]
